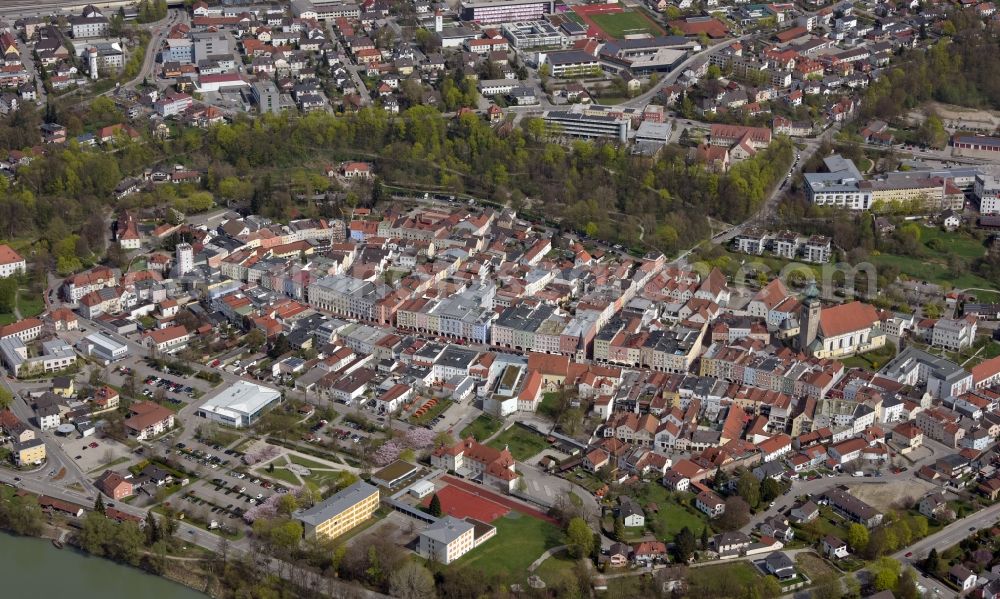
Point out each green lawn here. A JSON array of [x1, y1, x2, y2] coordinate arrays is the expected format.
[[408, 399, 451, 426], [255, 464, 301, 486], [840, 342, 897, 370], [288, 454, 338, 470], [871, 252, 999, 291], [589, 10, 662, 38], [453, 513, 564, 581], [17, 291, 44, 318], [870, 226, 997, 292], [792, 506, 851, 542], [687, 562, 766, 596], [486, 426, 550, 461], [460, 414, 503, 441], [629, 485, 710, 537], [920, 227, 987, 260], [533, 552, 578, 587]]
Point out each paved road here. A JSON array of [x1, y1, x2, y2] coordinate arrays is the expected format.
[[618, 35, 754, 110], [100, 9, 181, 97], [711, 124, 840, 247]]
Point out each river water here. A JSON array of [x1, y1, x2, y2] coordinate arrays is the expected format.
[[0, 532, 207, 598]]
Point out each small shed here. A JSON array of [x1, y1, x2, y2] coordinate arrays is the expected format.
[[408, 480, 435, 499]]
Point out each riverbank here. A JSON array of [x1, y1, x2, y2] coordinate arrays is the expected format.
[[20, 520, 219, 598], [0, 530, 210, 599]]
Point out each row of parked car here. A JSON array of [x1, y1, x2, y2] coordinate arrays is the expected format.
[[145, 376, 196, 397]]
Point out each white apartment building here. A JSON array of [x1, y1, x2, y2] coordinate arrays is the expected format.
[[418, 516, 476, 564]]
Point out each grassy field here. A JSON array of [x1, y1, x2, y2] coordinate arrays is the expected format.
[[256, 465, 300, 486], [687, 562, 765, 596], [840, 342, 897, 370], [630, 485, 710, 537], [454, 513, 564, 581], [487, 426, 550, 461], [870, 226, 997, 292], [288, 454, 338, 470], [793, 506, 852, 541], [871, 251, 998, 291], [17, 290, 44, 318], [589, 10, 662, 38], [460, 414, 503, 441], [533, 551, 578, 587], [795, 552, 835, 581], [920, 227, 987, 259]]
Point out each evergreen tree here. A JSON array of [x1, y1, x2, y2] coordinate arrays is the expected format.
[[674, 526, 696, 563], [700, 526, 709, 550], [145, 512, 160, 545], [428, 493, 442, 517], [613, 516, 626, 541], [94, 494, 105, 515], [924, 547, 939, 573]]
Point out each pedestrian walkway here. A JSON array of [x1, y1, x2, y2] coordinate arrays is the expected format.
[[528, 546, 568, 572]]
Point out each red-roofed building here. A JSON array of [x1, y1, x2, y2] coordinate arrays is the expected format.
[[0, 318, 43, 342], [0, 244, 26, 278], [124, 401, 175, 441], [808, 301, 884, 359], [431, 436, 518, 492], [972, 355, 1000, 389], [758, 434, 792, 462], [341, 161, 372, 179], [669, 17, 729, 38], [96, 470, 133, 500], [141, 325, 190, 353]]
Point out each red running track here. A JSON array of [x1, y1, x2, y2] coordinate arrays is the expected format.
[[442, 475, 560, 525], [421, 483, 510, 523]]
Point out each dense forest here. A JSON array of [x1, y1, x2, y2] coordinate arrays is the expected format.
[[0, 100, 792, 260], [862, 11, 1000, 122]]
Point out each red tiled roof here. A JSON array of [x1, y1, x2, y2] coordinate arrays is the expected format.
[[819, 302, 880, 337], [0, 244, 23, 266]]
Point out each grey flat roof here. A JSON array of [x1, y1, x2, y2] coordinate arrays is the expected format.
[[294, 481, 378, 526], [421, 515, 473, 544]]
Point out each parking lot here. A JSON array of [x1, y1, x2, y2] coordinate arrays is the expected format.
[[171, 439, 281, 523], [61, 436, 133, 475], [104, 359, 217, 405]]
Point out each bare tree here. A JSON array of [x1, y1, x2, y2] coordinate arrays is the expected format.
[[388, 561, 436, 599]]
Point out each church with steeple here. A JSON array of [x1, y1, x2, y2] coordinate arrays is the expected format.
[[796, 284, 886, 359]]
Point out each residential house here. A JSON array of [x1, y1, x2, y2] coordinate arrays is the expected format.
[[123, 401, 175, 441], [821, 534, 849, 559]]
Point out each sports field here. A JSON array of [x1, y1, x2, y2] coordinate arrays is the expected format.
[[588, 10, 663, 38], [422, 483, 510, 522]]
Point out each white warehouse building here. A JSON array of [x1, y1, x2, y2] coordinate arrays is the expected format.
[[196, 380, 282, 428]]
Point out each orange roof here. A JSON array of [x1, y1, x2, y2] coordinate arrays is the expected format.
[[819, 302, 880, 338], [972, 355, 1000, 385], [527, 352, 570, 377], [0, 318, 42, 338], [518, 370, 543, 401], [143, 324, 188, 345], [124, 401, 173, 432], [757, 434, 791, 454], [0, 244, 23, 266]]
